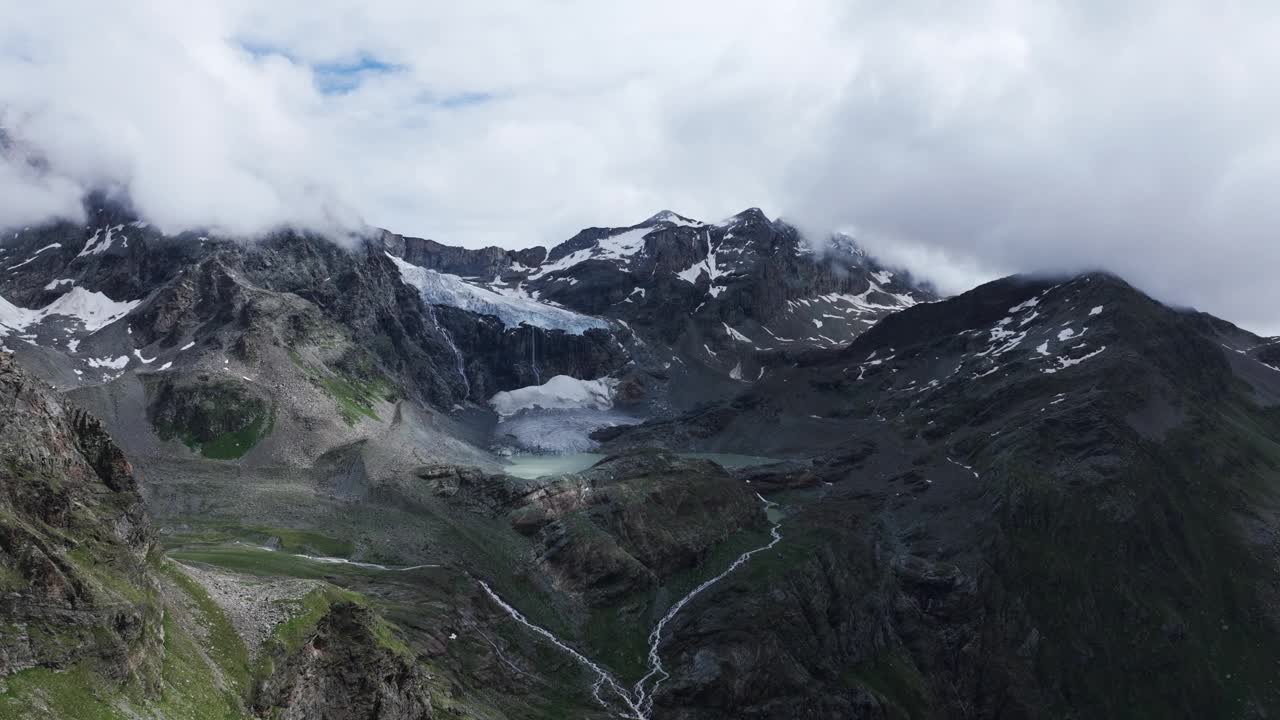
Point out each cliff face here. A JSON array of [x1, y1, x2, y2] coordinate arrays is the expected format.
[[0, 352, 160, 686]]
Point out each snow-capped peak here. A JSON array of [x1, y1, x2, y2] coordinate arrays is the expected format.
[[641, 210, 704, 228], [531, 226, 655, 277]]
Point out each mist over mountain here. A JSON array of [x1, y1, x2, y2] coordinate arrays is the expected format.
[[4, 2, 1280, 331], [2, 5, 1280, 720]]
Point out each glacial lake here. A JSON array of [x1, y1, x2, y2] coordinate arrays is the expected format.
[[502, 451, 780, 479]]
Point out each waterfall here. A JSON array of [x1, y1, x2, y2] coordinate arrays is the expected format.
[[426, 303, 470, 401], [530, 326, 541, 384], [480, 493, 783, 719]]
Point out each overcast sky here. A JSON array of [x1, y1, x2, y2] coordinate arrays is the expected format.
[[2, 1, 1279, 332]]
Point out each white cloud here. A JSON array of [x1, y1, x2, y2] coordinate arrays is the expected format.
[[1, 1, 1279, 332]]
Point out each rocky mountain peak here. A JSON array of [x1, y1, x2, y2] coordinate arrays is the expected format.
[[721, 206, 771, 227], [640, 209, 703, 228]]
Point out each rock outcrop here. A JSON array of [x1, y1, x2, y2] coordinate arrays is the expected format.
[[254, 602, 434, 720], [0, 352, 160, 686]]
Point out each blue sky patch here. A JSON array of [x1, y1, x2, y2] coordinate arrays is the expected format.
[[237, 40, 403, 94]]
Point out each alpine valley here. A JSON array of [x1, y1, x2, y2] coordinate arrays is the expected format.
[[1, 194, 1278, 720]]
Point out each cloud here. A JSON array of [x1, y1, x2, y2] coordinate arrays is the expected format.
[[1, 1, 1279, 332]]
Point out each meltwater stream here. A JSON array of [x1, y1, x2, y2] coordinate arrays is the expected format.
[[233, 542, 439, 572], [480, 493, 783, 720]]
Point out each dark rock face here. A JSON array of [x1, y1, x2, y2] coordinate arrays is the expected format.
[[374, 207, 937, 416], [0, 353, 160, 686], [379, 229, 542, 280], [0, 200, 932, 433], [0, 198, 632, 414], [434, 305, 627, 398], [254, 602, 434, 720], [603, 272, 1280, 718], [517, 210, 934, 412]]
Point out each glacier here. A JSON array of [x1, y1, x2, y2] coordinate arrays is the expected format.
[[388, 253, 606, 334], [489, 374, 618, 418], [489, 375, 638, 454]]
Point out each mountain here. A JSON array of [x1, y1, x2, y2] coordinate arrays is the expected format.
[[0, 195, 1277, 720], [600, 272, 1280, 717], [0, 198, 930, 460], [381, 206, 932, 418]]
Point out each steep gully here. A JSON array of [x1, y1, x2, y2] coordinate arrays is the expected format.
[[481, 493, 784, 720]]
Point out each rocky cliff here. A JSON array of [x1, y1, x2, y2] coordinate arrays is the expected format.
[[0, 352, 160, 686]]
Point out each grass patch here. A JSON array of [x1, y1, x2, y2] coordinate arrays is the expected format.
[[162, 563, 251, 693], [161, 520, 353, 558], [290, 350, 394, 426], [251, 586, 397, 687], [0, 612, 243, 720], [197, 409, 273, 460], [318, 376, 381, 425], [64, 546, 151, 606], [149, 377, 273, 460], [0, 664, 121, 720], [150, 612, 244, 720], [267, 586, 365, 655]]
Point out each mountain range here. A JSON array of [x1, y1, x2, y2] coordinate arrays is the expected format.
[[0, 194, 1277, 720]]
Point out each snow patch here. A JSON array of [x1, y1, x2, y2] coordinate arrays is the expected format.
[[533, 226, 653, 278], [648, 211, 704, 228], [673, 230, 726, 297], [0, 287, 139, 336], [7, 243, 62, 270], [1008, 297, 1039, 313], [1043, 345, 1107, 374], [77, 225, 124, 258], [88, 355, 129, 370]]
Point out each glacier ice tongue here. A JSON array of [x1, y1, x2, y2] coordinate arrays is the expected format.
[[388, 253, 607, 334]]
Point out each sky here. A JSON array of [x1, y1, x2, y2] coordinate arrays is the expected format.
[[1, 1, 1279, 332]]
